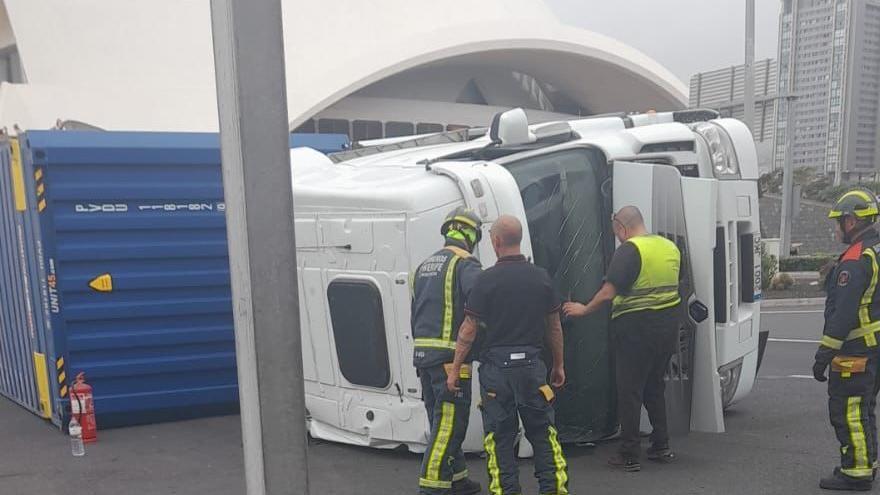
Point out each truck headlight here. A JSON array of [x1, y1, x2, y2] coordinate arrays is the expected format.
[[693, 122, 740, 179], [719, 357, 744, 408]]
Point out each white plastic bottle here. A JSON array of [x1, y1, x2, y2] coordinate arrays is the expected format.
[[69, 416, 85, 457]]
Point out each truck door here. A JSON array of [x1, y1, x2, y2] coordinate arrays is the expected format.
[[612, 160, 720, 435]]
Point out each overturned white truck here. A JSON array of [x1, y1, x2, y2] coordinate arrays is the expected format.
[[290, 108, 763, 453]]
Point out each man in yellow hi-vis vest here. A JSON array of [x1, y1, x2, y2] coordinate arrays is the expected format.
[[813, 188, 880, 491], [563, 205, 681, 473]]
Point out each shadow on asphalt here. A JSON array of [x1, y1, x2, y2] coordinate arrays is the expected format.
[[0, 334, 849, 495]]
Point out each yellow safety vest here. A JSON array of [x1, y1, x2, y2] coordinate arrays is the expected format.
[[611, 234, 682, 319], [412, 246, 473, 354]]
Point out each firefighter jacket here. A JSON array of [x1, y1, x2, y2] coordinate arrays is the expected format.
[[817, 228, 880, 363], [411, 239, 482, 368]]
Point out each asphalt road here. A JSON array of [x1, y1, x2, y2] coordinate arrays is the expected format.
[[0, 303, 855, 495]]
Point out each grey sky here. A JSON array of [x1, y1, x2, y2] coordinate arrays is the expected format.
[[545, 0, 781, 85]]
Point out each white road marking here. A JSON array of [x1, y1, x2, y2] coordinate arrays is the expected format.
[[767, 338, 821, 344], [762, 310, 824, 315], [759, 374, 815, 380]]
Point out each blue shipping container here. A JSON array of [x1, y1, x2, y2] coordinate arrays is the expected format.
[[0, 138, 53, 419], [0, 131, 347, 428]]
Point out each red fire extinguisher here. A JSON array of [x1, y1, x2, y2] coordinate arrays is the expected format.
[[70, 372, 97, 443]]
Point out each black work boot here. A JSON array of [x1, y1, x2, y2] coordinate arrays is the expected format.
[[452, 478, 482, 495], [646, 444, 675, 463], [608, 453, 641, 472], [819, 468, 873, 491]]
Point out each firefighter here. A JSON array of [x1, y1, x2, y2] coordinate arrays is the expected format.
[[563, 205, 681, 472], [813, 188, 880, 491], [411, 206, 484, 495], [447, 215, 569, 495]]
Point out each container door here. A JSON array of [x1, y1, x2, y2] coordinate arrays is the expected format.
[[0, 138, 50, 418], [21, 130, 239, 428], [612, 160, 714, 436]]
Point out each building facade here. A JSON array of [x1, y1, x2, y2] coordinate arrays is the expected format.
[[0, 0, 686, 134], [689, 59, 778, 144], [689, 59, 778, 172], [775, 0, 880, 181]]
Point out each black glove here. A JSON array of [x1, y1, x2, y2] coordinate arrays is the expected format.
[[813, 360, 829, 382]]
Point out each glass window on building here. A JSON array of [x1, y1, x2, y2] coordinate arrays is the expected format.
[[352, 120, 383, 141], [318, 119, 351, 137], [416, 123, 444, 135], [0, 46, 23, 83], [292, 119, 316, 134], [385, 121, 415, 138]]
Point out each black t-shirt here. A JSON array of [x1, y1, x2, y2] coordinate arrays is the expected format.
[[605, 241, 641, 294], [465, 255, 561, 350]]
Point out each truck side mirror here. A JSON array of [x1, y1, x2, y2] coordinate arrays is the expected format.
[[489, 108, 536, 146], [689, 300, 709, 323]]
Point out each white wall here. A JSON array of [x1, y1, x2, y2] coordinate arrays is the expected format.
[[1, 0, 686, 131], [0, 3, 14, 49]]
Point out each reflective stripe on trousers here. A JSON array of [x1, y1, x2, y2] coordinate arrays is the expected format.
[[842, 396, 871, 478], [827, 354, 880, 479], [479, 360, 569, 495], [419, 365, 472, 494]]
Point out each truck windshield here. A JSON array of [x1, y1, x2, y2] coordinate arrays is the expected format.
[[504, 147, 616, 442]]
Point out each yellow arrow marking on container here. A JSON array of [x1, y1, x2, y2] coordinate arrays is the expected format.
[[88, 273, 113, 293]]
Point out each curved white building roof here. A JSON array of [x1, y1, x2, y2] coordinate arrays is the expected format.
[[0, 0, 687, 131]]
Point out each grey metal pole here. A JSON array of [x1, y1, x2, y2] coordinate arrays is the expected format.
[[780, 95, 797, 258], [744, 0, 756, 136], [210, 1, 309, 494]]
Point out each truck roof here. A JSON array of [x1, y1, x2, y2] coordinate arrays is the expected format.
[[290, 109, 753, 213], [292, 149, 463, 213], [328, 111, 708, 169]]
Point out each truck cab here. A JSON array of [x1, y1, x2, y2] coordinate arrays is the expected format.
[[290, 108, 762, 452]]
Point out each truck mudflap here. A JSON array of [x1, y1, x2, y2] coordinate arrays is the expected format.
[[757, 330, 770, 373]]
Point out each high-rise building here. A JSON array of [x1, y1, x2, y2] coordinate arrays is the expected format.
[[689, 59, 778, 141], [689, 59, 778, 172], [775, 0, 880, 181]]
